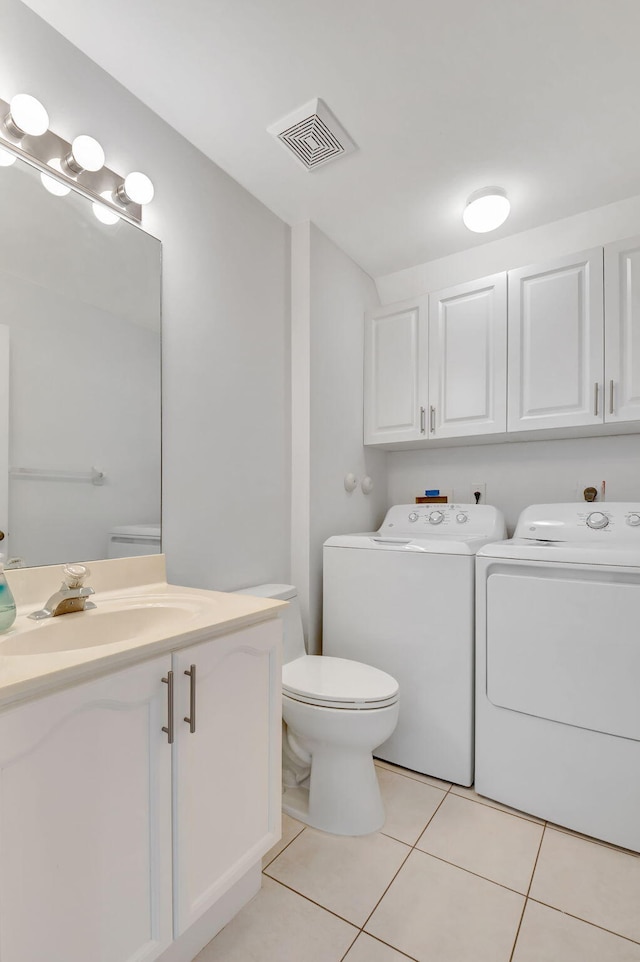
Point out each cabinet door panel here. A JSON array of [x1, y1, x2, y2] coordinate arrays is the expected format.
[[172, 620, 282, 935], [508, 249, 604, 430], [429, 273, 506, 438], [605, 236, 640, 422], [364, 299, 428, 444], [0, 656, 173, 962]]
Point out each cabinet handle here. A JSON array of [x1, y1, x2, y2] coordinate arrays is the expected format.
[[609, 379, 614, 415], [420, 406, 426, 434], [594, 382, 599, 416], [430, 406, 436, 433], [184, 664, 196, 734], [161, 671, 174, 744]]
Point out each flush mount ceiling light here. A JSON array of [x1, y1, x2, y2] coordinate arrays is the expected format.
[[4, 93, 49, 137], [116, 171, 154, 206], [463, 187, 510, 233], [64, 134, 105, 174]]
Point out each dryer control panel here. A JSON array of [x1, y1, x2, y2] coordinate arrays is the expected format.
[[514, 503, 640, 541], [381, 503, 505, 540]]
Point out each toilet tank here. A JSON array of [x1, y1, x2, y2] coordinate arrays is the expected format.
[[233, 583, 305, 664]]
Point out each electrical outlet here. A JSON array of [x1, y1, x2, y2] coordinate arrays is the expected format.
[[470, 482, 486, 505]]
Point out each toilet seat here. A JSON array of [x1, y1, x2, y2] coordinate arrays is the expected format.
[[282, 655, 399, 710]]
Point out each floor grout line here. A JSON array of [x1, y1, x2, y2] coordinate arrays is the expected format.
[[527, 897, 640, 947], [261, 823, 307, 870], [265, 874, 362, 931], [507, 821, 548, 962]]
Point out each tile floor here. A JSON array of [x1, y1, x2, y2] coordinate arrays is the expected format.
[[195, 760, 640, 962]]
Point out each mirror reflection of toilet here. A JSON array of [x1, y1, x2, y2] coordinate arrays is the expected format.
[[235, 584, 399, 836]]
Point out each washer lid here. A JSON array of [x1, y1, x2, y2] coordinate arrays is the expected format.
[[324, 533, 493, 555], [282, 655, 399, 705]]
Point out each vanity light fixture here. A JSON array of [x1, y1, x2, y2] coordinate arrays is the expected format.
[[116, 171, 154, 206], [64, 135, 105, 175], [0, 92, 150, 224], [463, 187, 510, 233], [0, 146, 16, 167], [4, 93, 49, 138]]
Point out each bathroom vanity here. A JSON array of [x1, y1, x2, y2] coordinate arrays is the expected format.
[[0, 556, 283, 962]]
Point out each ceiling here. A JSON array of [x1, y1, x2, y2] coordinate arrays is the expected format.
[[21, 0, 640, 278]]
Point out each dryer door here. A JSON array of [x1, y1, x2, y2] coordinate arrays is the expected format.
[[486, 564, 640, 740]]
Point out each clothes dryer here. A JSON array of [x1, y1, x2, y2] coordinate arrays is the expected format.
[[476, 503, 640, 851], [323, 503, 505, 785]]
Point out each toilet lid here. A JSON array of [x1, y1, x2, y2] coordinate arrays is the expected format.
[[282, 655, 399, 709]]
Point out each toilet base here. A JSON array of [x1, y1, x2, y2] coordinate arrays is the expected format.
[[282, 745, 386, 836]]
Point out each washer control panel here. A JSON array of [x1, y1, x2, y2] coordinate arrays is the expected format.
[[382, 503, 505, 540], [515, 503, 640, 541]]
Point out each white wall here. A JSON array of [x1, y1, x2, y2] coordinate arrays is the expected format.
[[291, 223, 387, 653], [1, 0, 290, 589], [378, 195, 640, 531]]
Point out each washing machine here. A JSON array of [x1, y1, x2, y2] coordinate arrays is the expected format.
[[476, 502, 640, 851], [323, 503, 506, 785]]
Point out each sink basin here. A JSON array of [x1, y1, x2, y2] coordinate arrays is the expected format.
[[0, 598, 210, 656]]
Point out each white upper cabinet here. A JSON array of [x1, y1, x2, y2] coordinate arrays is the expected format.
[[507, 248, 604, 431], [364, 297, 428, 444], [604, 236, 640, 422], [428, 273, 507, 438]]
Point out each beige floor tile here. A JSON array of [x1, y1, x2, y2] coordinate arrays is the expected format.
[[530, 828, 640, 942], [375, 758, 452, 791], [377, 767, 447, 845], [416, 792, 543, 893], [264, 825, 410, 926], [450, 784, 544, 824], [262, 813, 306, 868], [513, 899, 640, 962], [344, 932, 415, 962], [365, 849, 524, 962], [195, 876, 357, 962]]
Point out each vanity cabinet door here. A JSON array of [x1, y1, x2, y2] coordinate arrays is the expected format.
[[172, 619, 282, 936], [507, 248, 604, 431], [0, 655, 173, 962], [428, 273, 507, 438], [364, 297, 429, 444]]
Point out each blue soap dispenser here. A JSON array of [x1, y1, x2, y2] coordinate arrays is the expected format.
[[0, 555, 16, 632]]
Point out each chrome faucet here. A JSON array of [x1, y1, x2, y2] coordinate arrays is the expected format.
[[28, 563, 97, 620]]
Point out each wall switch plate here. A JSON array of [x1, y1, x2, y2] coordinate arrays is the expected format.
[[471, 482, 486, 504]]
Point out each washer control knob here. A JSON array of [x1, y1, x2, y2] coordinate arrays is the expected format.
[[408, 512, 419, 522], [456, 513, 468, 524], [428, 510, 445, 525], [586, 511, 609, 529], [627, 513, 640, 527]]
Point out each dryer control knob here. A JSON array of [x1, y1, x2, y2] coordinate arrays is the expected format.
[[456, 513, 468, 524], [428, 510, 445, 525], [408, 512, 419, 522], [586, 511, 609, 529], [627, 513, 640, 527]]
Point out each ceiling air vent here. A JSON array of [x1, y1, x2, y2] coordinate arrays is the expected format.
[[268, 98, 356, 171]]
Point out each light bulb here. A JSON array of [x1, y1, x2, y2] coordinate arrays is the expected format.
[[5, 93, 49, 137], [116, 171, 154, 206], [65, 134, 105, 174], [463, 187, 510, 233], [93, 191, 120, 225], [0, 147, 16, 167], [40, 158, 70, 196]]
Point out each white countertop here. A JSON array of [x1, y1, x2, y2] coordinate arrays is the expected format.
[[0, 555, 285, 711]]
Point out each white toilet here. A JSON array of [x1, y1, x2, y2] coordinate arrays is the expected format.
[[235, 584, 399, 836]]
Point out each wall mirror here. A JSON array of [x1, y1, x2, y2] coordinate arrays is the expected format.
[[0, 151, 161, 567]]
